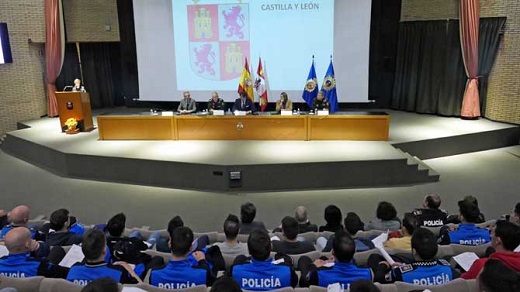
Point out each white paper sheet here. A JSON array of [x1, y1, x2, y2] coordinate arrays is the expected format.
[[59, 244, 84, 268], [327, 283, 343, 292], [122, 288, 147, 292], [0, 245, 8, 257], [453, 252, 480, 271]]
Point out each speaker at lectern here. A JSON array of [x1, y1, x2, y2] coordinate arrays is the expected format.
[[55, 91, 94, 132]]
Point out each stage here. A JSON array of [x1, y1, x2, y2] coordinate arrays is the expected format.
[[2, 109, 518, 192]]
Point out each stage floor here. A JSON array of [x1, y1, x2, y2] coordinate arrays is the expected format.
[[3, 108, 518, 191], [11, 109, 514, 161]]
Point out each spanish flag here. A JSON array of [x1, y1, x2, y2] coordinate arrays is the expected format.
[[238, 57, 254, 102]]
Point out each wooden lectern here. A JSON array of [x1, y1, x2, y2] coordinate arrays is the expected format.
[[56, 91, 94, 132]]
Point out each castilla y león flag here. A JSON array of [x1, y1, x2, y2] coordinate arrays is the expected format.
[[255, 57, 268, 111]]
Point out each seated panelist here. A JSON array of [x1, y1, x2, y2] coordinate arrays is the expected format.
[[312, 91, 330, 112], [177, 91, 197, 114], [232, 92, 256, 114], [207, 92, 225, 112], [72, 79, 86, 92], [275, 92, 293, 112]]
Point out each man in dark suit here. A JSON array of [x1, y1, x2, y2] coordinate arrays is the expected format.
[[232, 92, 256, 114]]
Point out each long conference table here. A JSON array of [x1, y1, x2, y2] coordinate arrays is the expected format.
[[97, 112, 389, 141]]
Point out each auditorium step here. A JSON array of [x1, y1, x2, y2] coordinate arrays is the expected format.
[[4, 110, 517, 192], [2, 131, 440, 192], [392, 127, 520, 159], [398, 150, 440, 182]]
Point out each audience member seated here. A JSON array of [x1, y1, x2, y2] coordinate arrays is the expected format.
[[0, 205, 35, 238], [67, 229, 141, 285], [446, 196, 485, 224], [413, 194, 448, 227], [213, 214, 248, 257], [0, 205, 49, 258], [295, 206, 318, 233], [272, 216, 316, 254], [156, 215, 210, 253], [384, 213, 418, 250], [81, 277, 119, 292], [149, 227, 214, 289], [319, 205, 344, 233], [461, 220, 520, 279], [299, 229, 372, 289], [0, 209, 7, 230], [239, 202, 267, 234], [155, 215, 222, 276], [350, 279, 381, 292], [374, 228, 460, 285], [105, 213, 163, 278], [272, 206, 318, 234], [231, 229, 298, 291], [209, 276, 242, 292], [0, 227, 68, 278], [509, 202, 520, 226], [319, 212, 374, 252], [478, 259, 520, 292], [438, 201, 491, 245], [156, 215, 184, 253], [46, 208, 83, 246], [366, 201, 401, 231], [68, 215, 86, 236]]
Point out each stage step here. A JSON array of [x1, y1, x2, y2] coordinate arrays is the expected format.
[[392, 127, 520, 159], [398, 150, 440, 182], [2, 132, 440, 192]]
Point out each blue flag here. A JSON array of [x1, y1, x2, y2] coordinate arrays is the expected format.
[[321, 60, 339, 112], [302, 58, 318, 107]]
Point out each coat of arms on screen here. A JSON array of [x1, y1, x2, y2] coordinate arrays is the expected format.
[[188, 3, 250, 81]]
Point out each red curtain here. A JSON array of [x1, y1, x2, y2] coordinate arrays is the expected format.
[[45, 0, 63, 117], [460, 0, 480, 118]]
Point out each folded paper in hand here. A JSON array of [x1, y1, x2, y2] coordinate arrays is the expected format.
[[372, 232, 395, 265]]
